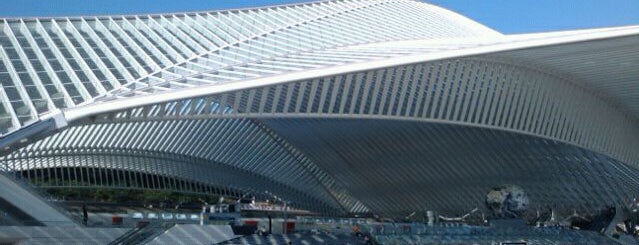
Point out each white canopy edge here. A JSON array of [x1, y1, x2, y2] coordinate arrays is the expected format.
[[62, 25, 639, 122]]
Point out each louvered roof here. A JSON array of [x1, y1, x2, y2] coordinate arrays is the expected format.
[[0, 0, 637, 217], [0, 0, 501, 136]]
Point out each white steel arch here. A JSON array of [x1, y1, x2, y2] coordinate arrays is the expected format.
[[0, 0, 638, 217]]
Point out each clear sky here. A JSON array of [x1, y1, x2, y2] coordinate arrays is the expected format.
[[0, 0, 637, 34]]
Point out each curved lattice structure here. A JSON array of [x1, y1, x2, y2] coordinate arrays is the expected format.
[[0, 0, 638, 218]]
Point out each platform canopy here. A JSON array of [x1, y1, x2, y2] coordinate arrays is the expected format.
[[0, 0, 638, 217]]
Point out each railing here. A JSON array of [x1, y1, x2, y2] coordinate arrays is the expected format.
[[108, 226, 144, 245], [0, 165, 83, 226], [0, 196, 43, 226], [367, 223, 613, 245], [109, 222, 175, 245]]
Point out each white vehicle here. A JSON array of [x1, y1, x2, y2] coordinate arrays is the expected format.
[[147, 213, 159, 219], [175, 213, 187, 220], [190, 214, 200, 220], [161, 213, 173, 220], [131, 212, 144, 219]]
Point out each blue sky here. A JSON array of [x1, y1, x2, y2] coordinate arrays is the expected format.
[[0, 0, 637, 34]]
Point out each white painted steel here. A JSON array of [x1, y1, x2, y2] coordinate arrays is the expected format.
[[0, 0, 637, 217]]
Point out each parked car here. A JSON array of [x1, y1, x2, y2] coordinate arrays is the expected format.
[[176, 213, 187, 220], [161, 213, 173, 220], [190, 214, 200, 220], [147, 213, 159, 219], [131, 212, 144, 219]]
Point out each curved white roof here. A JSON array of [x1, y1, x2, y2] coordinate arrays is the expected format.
[[0, 0, 638, 217]]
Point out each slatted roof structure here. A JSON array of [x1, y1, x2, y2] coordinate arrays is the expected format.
[[0, 0, 638, 218]]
